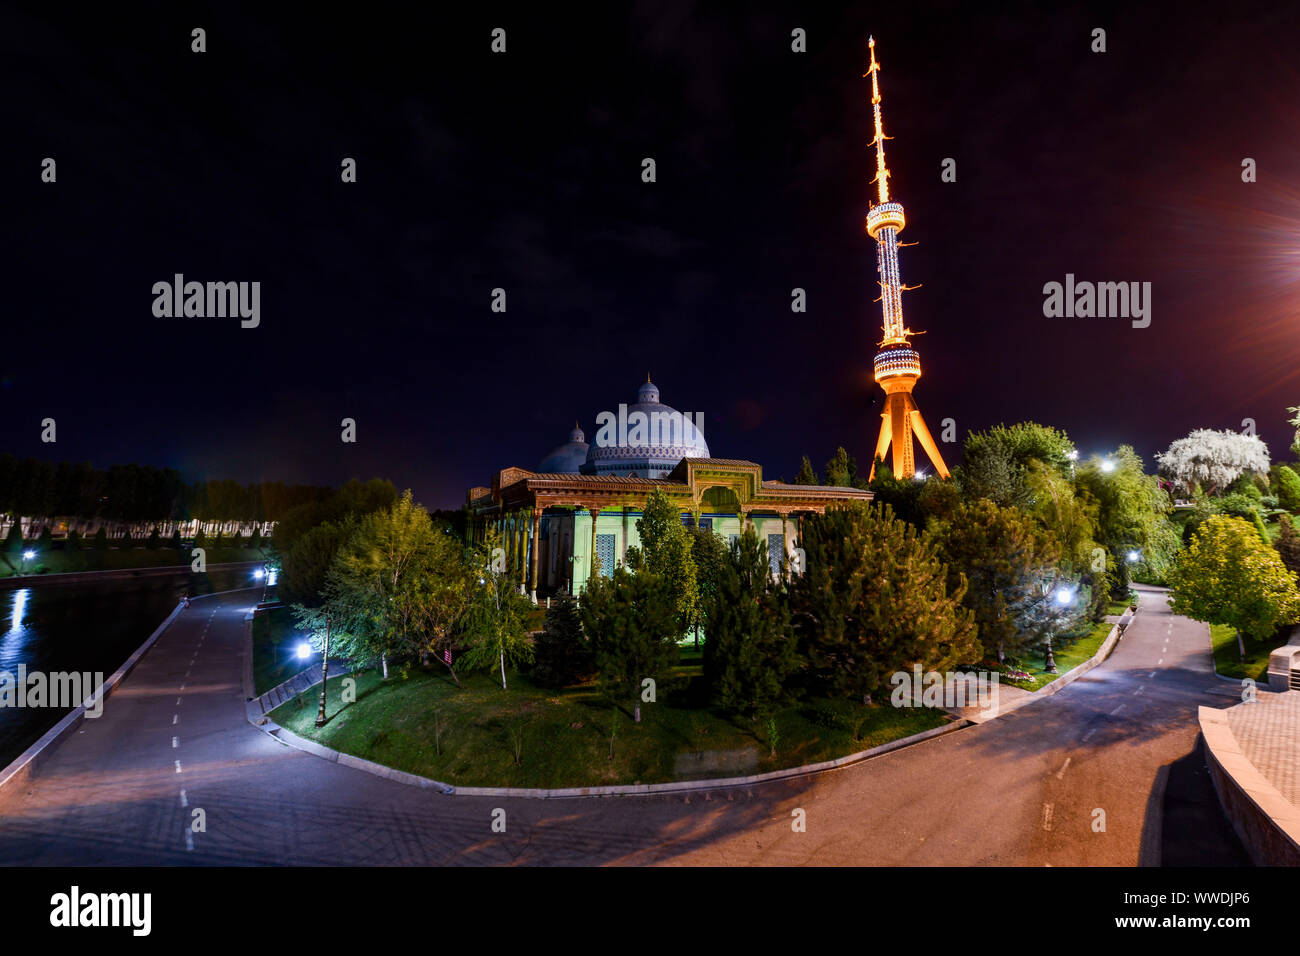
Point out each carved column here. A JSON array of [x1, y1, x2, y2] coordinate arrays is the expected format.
[[529, 507, 541, 603], [588, 508, 601, 586], [781, 512, 790, 582]]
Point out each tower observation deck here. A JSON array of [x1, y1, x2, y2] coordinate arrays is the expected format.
[[864, 36, 950, 481]]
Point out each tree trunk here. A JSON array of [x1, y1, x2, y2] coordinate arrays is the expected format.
[[634, 702, 641, 723], [1237, 629, 1246, 661], [381, 654, 389, 679], [500, 647, 507, 690]]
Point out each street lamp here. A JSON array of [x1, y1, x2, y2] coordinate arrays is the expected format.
[[1101, 458, 1116, 473], [315, 615, 332, 727], [1127, 550, 1140, 563], [1045, 586, 1075, 674], [21, 549, 35, 574], [1066, 449, 1078, 478]]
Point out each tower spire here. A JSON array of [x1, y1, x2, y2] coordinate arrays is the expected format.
[[863, 37, 950, 483], [865, 36, 891, 205]]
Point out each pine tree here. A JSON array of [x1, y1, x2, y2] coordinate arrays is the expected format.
[[703, 528, 799, 720], [3, 522, 23, 555], [790, 502, 980, 703], [530, 596, 594, 688], [171, 528, 183, 550], [793, 456, 819, 486], [147, 527, 161, 549], [93, 527, 109, 550]]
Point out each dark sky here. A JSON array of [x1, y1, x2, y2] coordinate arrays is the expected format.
[[4, 1, 1300, 509]]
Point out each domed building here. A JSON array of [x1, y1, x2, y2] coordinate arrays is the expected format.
[[469, 378, 872, 601], [581, 379, 710, 478], [537, 424, 589, 474]]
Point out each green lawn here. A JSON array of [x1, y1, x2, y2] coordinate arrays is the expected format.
[[270, 664, 950, 789], [253, 606, 313, 695], [1004, 618, 1117, 691], [1209, 623, 1283, 682], [0, 545, 267, 578]]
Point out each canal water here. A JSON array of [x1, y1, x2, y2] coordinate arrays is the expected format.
[[0, 567, 259, 767]]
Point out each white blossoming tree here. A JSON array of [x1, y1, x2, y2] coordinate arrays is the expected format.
[[1155, 429, 1270, 497]]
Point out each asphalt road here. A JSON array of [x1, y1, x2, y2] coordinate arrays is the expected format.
[[0, 586, 1250, 865]]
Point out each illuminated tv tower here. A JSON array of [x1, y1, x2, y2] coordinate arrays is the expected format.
[[864, 36, 950, 481]]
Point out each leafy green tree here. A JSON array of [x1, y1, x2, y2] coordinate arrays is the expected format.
[[1168, 516, 1300, 652], [460, 528, 534, 689], [789, 502, 980, 704], [1024, 459, 1099, 571], [635, 488, 697, 639], [793, 456, 819, 486], [702, 528, 799, 720], [1276, 514, 1300, 577], [930, 499, 1064, 663], [1073, 446, 1179, 584], [530, 596, 594, 688], [281, 519, 352, 607], [1273, 465, 1300, 512], [867, 470, 926, 528], [687, 525, 728, 647], [316, 490, 447, 679], [580, 565, 680, 722], [960, 422, 1075, 507]]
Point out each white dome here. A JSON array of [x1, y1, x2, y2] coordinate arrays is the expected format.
[[583, 380, 709, 478]]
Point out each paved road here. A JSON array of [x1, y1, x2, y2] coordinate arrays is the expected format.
[[0, 586, 1249, 865]]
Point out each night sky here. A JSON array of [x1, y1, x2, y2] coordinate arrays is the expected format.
[[4, 1, 1300, 509]]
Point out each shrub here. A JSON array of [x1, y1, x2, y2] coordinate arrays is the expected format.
[[147, 527, 161, 549], [65, 529, 81, 552], [93, 527, 109, 550], [1274, 465, 1300, 512], [171, 529, 183, 549]]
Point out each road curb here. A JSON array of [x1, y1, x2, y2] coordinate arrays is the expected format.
[[247, 679, 971, 799], [0, 560, 264, 589]]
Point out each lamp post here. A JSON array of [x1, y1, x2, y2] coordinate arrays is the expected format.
[[315, 615, 331, 727], [21, 549, 35, 574]]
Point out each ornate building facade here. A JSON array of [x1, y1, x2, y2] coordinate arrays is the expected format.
[[467, 380, 873, 600]]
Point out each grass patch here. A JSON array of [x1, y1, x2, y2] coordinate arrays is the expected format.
[[0, 546, 266, 578], [270, 665, 949, 789], [252, 606, 313, 694], [1004, 618, 1117, 691], [1210, 623, 1283, 682]]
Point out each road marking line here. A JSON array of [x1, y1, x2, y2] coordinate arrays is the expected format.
[[176, 697, 182, 705], [180, 683, 186, 690], [174, 760, 182, 774], [1134, 686, 1144, 695], [1083, 728, 1097, 741], [172, 714, 178, 725], [1158, 658, 1163, 665], [1056, 757, 1071, 779], [1042, 804, 1054, 831], [1148, 671, 1156, 678], [185, 830, 194, 852], [1111, 704, 1125, 715], [179, 789, 187, 807], [172, 736, 179, 748]]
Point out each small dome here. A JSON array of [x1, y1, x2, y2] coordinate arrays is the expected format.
[[637, 379, 660, 404], [539, 422, 589, 473]]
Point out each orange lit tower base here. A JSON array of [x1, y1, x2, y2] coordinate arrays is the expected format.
[[863, 36, 949, 482]]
